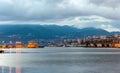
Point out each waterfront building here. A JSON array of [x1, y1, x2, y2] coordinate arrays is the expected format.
[[83, 34, 120, 48], [114, 43, 120, 48]]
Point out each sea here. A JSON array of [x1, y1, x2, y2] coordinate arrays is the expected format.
[[1, 47, 120, 73]]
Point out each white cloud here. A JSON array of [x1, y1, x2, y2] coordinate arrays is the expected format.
[[89, 0, 120, 8], [0, 0, 120, 31], [100, 24, 120, 32]]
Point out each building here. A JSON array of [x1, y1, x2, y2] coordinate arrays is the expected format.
[[83, 34, 120, 48]]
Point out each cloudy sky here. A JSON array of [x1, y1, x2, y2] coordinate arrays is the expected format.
[[0, 0, 120, 32]]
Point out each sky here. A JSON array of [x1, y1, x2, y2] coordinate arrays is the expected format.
[[0, 0, 120, 32]]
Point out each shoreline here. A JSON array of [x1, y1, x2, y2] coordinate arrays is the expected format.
[[0, 46, 120, 49]]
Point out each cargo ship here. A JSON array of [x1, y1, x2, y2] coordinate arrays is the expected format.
[[15, 41, 23, 48], [27, 41, 44, 48], [27, 41, 38, 48]]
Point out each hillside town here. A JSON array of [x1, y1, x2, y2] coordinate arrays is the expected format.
[[1, 34, 120, 49], [82, 34, 120, 48], [47, 34, 120, 48]]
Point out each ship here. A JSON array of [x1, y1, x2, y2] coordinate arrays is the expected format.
[[15, 41, 23, 48], [27, 41, 38, 48], [0, 50, 4, 53], [27, 41, 44, 48], [1, 44, 6, 48], [38, 45, 44, 48], [8, 41, 14, 48]]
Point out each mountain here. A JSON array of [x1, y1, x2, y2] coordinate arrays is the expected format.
[[0, 25, 117, 42], [111, 31, 120, 34]]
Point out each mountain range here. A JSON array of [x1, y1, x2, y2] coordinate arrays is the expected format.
[[0, 25, 119, 42]]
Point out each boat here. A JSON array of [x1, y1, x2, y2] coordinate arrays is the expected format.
[[27, 41, 44, 48], [0, 50, 4, 53], [27, 41, 38, 48], [8, 41, 14, 48], [38, 45, 44, 48], [15, 41, 23, 48]]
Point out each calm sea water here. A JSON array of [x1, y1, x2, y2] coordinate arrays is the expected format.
[[1, 47, 120, 73]]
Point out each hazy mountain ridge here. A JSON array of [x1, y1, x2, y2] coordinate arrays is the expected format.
[[0, 25, 119, 42]]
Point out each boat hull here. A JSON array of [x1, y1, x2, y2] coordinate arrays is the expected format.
[[0, 50, 4, 53]]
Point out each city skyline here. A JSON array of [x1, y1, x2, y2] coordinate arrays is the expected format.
[[0, 0, 119, 32]]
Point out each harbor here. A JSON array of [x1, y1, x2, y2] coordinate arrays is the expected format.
[[0, 41, 44, 49], [0, 0, 119, 73], [1, 34, 120, 48]]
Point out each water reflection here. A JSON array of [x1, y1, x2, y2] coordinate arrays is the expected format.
[[9, 66, 12, 73], [1, 47, 120, 73], [1, 66, 21, 73], [16, 67, 21, 73], [16, 48, 21, 73], [1, 48, 22, 73], [2, 66, 4, 73]]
